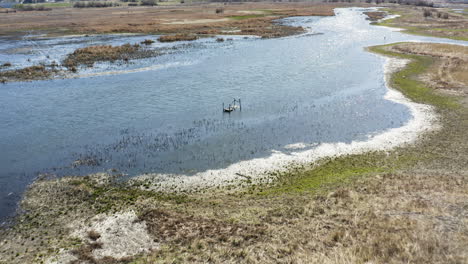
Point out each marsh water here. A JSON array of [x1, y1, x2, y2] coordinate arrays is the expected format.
[[0, 8, 466, 222]]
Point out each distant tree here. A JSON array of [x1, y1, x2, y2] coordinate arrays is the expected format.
[[140, 0, 157, 5], [423, 9, 432, 17]]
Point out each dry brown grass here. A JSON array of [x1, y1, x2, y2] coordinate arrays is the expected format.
[[128, 170, 467, 263], [0, 2, 347, 38], [140, 209, 266, 246], [390, 43, 468, 95], [63, 43, 141, 69], [363, 11, 386, 21], [0, 64, 55, 82]]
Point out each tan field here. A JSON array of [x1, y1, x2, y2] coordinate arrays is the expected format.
[[0, 2, 345, 38]]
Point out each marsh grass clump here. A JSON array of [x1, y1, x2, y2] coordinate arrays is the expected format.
[[63, 43, 141, 69], [158, 34, 198, 43], [0, 65, 55, 82], [140, 39, 155, 45], [363, 11, 386, 21]]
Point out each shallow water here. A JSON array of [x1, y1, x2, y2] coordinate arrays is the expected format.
[[0, 8, 466, 222]]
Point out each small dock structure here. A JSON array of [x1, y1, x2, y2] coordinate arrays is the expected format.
[[223, 98, 241, 113]]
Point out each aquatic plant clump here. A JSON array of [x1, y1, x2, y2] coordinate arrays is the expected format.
[[63, 43, 144, 69], [141, 39, 155, 45], [0, 65, 56, 82], [158, 34, 198, 43], [363, 11, 386, 21]]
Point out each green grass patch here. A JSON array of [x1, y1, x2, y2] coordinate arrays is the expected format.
[[258, 154, 389, 195], [369, 44, 459, 109], [69, 178, 191, 214], [404, 29, 468, 41], [229, 14, 266, 20], [255, 9, 274, 15], [431, 28, 468, 32]]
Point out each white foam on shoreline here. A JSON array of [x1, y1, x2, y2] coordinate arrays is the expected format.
[[133, 56, 439, 192], [378, 13, 404, 31]]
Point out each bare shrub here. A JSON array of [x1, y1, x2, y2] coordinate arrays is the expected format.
[[140, 0, 157, 6], [423, 9, 432, 18]]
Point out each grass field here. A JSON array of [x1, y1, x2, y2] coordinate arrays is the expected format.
[[376, 6, 468, 41]]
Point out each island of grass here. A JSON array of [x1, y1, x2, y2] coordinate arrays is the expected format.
[[63, 43, 143, 69], [0, 64, 58, 83], [158, 34, 198, 43]]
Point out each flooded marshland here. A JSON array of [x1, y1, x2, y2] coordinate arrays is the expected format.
[[0, 8, 466, 221]]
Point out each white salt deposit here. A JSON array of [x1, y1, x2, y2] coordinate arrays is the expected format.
[[47, 211, 158, 263]]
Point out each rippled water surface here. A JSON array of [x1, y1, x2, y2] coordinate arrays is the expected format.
[[0, 8, 466, 221]]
